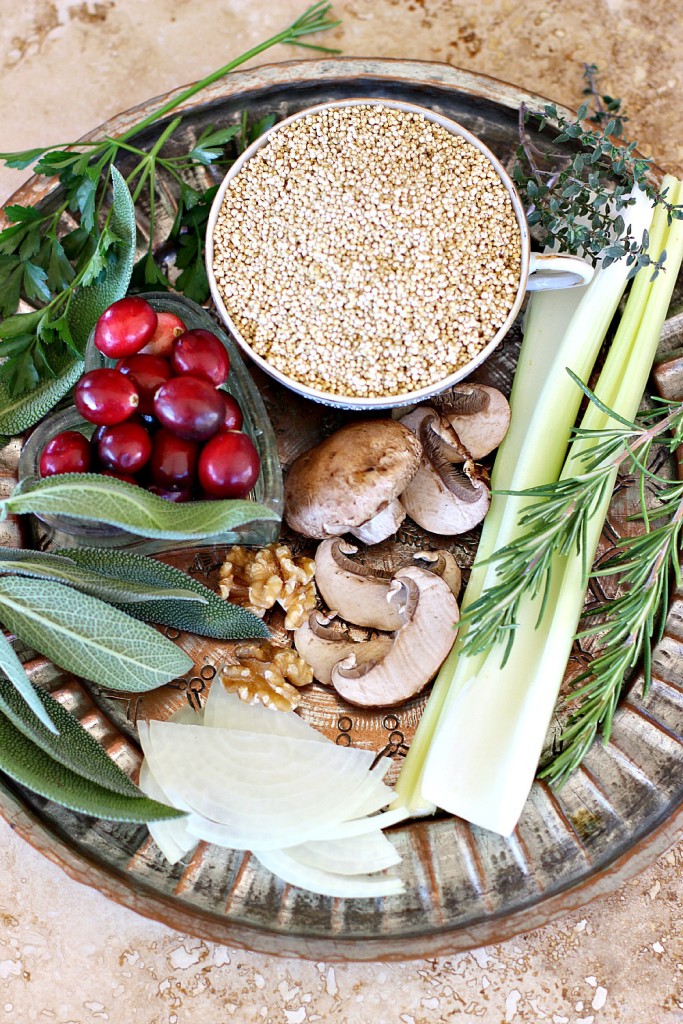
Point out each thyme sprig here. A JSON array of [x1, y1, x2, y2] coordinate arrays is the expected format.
[[459, 383, 683, 663], [0, 2, 339, 399], [513, 65, 683, 278]]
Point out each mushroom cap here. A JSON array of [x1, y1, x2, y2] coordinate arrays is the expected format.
[[284, 420, 422, 539]]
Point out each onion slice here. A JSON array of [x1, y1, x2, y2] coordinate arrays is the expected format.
[[252, 848, 405, 899]]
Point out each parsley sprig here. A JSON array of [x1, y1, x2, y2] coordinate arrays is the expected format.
[[0, 2, 339, 405], [514, 65, 683, 278]]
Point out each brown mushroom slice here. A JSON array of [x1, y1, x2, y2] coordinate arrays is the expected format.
[[435, 384, 511, 460], [330, 566, 459, 708], [400, 410, 490, 535], [293, 610, 394, 686], [412, 550, 462, 597], [284, 420, 422, 544], [314, 538, 410, 631]]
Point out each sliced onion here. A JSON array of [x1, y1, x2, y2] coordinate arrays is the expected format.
[[137, 739, 195, 865], [145, 721, 383, 848], [285, 831, 401, 876], [204, 681, 326, 742], [252, 848, 404, 899]]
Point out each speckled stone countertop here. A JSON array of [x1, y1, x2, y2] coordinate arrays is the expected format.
[[1, 2, 683, 1021]]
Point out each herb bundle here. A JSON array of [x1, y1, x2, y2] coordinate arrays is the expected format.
[[0, 548, 268, 820], [513, 64, 683, 278]]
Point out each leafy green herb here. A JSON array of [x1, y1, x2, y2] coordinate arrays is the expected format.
[[58, 547, 269, 639], [0, 576, 193, 692], [0, 708, 183, 822], [513, 65, 683, 278], [0, 631, 57, 733], [0, 677, 140, 796], [1, 473, 279, 540], [0, 548, 208, 605], [0, 4, 339, 425]]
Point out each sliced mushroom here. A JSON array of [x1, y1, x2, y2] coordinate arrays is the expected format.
[[400, 408, 490, 534], [314, 538, 410, 631], [294, 610, 395, 686], [412, 549, 462, 597], [330, 566, 459, 707], [432, 384, 510, 460], [284, 420, 422, 544]]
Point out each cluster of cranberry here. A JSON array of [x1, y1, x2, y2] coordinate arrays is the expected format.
[[39, 297, 261, 500]]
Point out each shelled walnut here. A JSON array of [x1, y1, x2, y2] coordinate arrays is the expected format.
[[218, 641, 313, 711], [218, 543, 316, 629]]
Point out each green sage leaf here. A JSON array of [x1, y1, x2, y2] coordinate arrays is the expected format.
[[0, 548, 208, 606], [0, 350, 82, 436], [59, 548, 270, 640], [0, 577, 193, 692], [0, 676, 140, 796], [66, 165, 137, 353], [0, 708, 183, 822], [0, 631, 56, 732], [3, 473, 279, 541]]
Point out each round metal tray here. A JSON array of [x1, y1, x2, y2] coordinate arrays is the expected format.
[[2, 57, 683, 961]]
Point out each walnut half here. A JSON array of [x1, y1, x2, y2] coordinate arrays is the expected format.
[[218, 543, 316, 629], [218, 641, 314, 712]]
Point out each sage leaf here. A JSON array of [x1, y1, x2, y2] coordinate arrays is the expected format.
[[59, 547, 269, 640], [0, 676, 140, 796], [0, 352, 82, 436], [0, 548, 208, 605], [0, 631, 56, 733], [2, 473, 279, 541], [66, 166, 137, 353], [0, 577, 193, 692], [0, 708, 183, 822]]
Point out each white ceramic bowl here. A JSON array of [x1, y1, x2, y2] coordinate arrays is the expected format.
[[205, 98, 532, 411]]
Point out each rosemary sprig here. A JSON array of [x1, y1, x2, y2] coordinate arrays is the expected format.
[[0, 2, 339, 400], [459, 385, 683, 662], [513, 65, 683, 279], [540, 475, 683, 785]]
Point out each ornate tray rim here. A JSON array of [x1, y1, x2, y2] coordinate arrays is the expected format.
[[2, 56, 682, 962]]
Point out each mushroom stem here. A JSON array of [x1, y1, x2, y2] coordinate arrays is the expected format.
[[348, 499, 407, 545]]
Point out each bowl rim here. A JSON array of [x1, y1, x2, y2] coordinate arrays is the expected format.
[[205, 96, 531, 411]]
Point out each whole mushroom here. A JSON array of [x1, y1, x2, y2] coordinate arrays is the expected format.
[[284, 420, 422, 545]]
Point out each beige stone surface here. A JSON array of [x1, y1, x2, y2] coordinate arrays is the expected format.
[[1, 1, 683, 1021]]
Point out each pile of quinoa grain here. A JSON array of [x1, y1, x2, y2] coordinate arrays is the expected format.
[[212, 103, 522, 400]]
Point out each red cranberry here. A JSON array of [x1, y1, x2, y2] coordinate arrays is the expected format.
[[149, 429, 199, 491], [140, 311, 186, 356], [198, 431, 260, 499], [218, 393, 244, 433], [153, 376, 224, 441], [93, 297, 157, 358], [148, 484, 193, 503], [98, 421, 152, 474], [39, 430, 91, 477], [74, 369, 139, 426], [171, 329, 230, 387], [116, 354, 172, 415]]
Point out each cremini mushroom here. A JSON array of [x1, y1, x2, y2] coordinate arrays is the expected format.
[[400, 407, 490, 535], [330, 566, 459, 708], [293, 610, 395, 686], [314, 538, 408, 631], [432, 384, 510, 460], [314, 538, 461, 629], [284, 420, 422, 544]]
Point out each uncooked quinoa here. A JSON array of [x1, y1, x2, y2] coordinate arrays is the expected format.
[[212, 103, 522, 399]]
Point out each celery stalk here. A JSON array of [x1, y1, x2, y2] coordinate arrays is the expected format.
[[411, 177, 683, 834], [394, 188, 654, 813]]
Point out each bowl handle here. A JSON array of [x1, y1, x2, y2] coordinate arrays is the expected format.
[[526, 252, 594, 291]]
